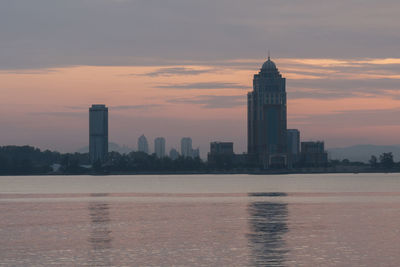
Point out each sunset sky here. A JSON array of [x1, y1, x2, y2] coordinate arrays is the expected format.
[[1, 0, 400, 157]]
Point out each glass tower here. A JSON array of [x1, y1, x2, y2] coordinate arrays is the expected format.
[[248, 57, 287, 167], [89, 104, 108, 163]]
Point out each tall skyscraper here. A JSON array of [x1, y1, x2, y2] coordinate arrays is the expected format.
[[287, 129, 300, 166], [154, 137, 166, 158], [181, 137, 193, 158], [89, 104, 108, 163], [138, 135, 149, 154], [248, 56, 287, 168]]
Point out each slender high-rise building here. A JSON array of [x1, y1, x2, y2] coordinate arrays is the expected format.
[[287, 129, 300, 155], [154, 137, 166, 158], [138, 135, 149, 154], [287, 129, 300, 167], [248, 56, 287, 168], [89, 104, 108, 163], [181, 137, 193, 158]]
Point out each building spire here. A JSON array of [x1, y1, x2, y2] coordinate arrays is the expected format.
[[268, 49, 270, 60]]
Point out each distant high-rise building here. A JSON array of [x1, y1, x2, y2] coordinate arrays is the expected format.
[[192, 148, 200, 159], [154, 137, 166, 158], [287, 129, 300, 155], [138, 135, 149, 154], [181, 137, 193, 158], [248, 56, 287, 168], [169, 148, 179, 160], [300, 141, 328, 167], [287, 129, 300, 166], [89, 104, 108, 163]]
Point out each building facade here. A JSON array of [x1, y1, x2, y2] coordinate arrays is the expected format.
[[300, 141, 328, 167], [287, 129, 300, 166], [207, 142, 234, 166], [89, 104, 108, 163], [138, 135, 149, 154], [248, 57, 287, 168], [181, 137, 193, 158], [210, 142, 234, 155], [154, 137, 166, 158]]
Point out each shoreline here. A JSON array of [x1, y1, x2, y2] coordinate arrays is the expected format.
[[1, 169, 399, 176]]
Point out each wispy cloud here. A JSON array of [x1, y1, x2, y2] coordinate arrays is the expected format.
[[0, 69, 59, 75], [30, 111, 84, 117], [64, 104, 164, 111], [112, 104, 163, 110], [138, 67, 213, 77], [292, 108, 400, 127], [158, 82, 246, 90], [288, 78, 400, 99], [167, 95, 245, 109]]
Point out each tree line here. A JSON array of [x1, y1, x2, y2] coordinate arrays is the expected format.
[[0, 146, 399, 175]]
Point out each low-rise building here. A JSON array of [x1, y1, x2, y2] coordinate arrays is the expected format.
[[300, 141, 328, 167], [208, 142, 235, 168]]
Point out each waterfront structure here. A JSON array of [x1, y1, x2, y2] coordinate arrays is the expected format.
[[181, 137, 193, 158], [208, 142, 234, 165], [300, 141, 328, 167], [169, 148, 179, 160], [210, 142, 234, 155], [89, 104, 108, 163], [138, 135, 149, 154], [287, 129, 300, 166], [154, 137, 166, 158], [248, 56, 287, 168]]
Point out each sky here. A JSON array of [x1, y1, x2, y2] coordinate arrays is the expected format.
[[1, 0, 400, 157]]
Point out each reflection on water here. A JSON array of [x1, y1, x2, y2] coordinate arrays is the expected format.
[[249, 192, 287, 197], [88, 193, 112, 266], [2, 179, 400, 266], [247, 194, 289, 267]]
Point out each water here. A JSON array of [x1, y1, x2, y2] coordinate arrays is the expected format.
[[1, 174, 400, 266]]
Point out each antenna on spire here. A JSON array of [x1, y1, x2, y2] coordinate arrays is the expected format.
[[268, 49, 270, 60]]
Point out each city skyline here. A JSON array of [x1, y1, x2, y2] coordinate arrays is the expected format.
[[1, 1, 400, 157], [2, 2, 400, 266]]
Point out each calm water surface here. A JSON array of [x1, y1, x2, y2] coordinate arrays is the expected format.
[[1, 174, 400, 266]]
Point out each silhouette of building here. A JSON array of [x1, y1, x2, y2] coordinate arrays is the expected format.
[[248, 56, 287, 168], [154, 137, 165, 158], [169, 148, 179, 160], [89, 104, 108, 163], [300, 141, 328, 167], [287, 129, 300, 166], [192, 148, 200, 159], [138, 135, 149, 154], [181, 137, 193, 158], [207, 142, 234, 166], [210, 142, 234, 154]]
